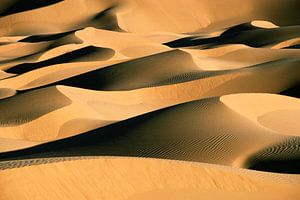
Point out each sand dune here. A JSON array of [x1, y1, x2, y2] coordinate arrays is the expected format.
[[0, 59, 299, 150], [117, 0, 300, 34], [75, 27, 171, 58], [166, 25, 300, 49], [0, 87, 16, 100], [0, 0, 117, 36], [221, 93, 300, 136], [0, 157, 299, 200], [1, 48, 299, 92], [0, 93, 298, 174], [6, 46, 115, 74], [184, 47, 300, 70], [0, 0, 299, 199], [0, 42, 50, 62], [0, 70, 14, 80]]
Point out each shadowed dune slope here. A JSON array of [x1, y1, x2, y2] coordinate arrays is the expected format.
[[117, 0, 300, 34], [1, 94, 299, 174], [0, 0, 299, 199], [0, 0, 63, 17], [165, 26, 300, 48], [280, 83, 300, 98], [0, 57, 299, 151], [0, 0, 119, 36], [0, 86, 71, 127], [3, 53, 297, 92], [6, 46, 115, 74]]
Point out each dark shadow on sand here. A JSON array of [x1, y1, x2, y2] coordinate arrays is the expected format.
[[6, 46, 114, 74], [165, 25, 300, 49], [0, 0, 63, 17]]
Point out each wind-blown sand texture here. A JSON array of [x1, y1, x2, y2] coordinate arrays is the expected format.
[[0, 0, 299, 199]]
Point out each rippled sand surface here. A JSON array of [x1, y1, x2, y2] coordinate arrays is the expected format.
[[0, 0, 299, 199]]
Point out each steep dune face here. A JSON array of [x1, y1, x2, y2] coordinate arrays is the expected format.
[[0, 0, 299, 199]]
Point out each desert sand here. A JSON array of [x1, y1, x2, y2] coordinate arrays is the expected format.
[[1, 157, 300, 200], [0, 0, 299, 199]]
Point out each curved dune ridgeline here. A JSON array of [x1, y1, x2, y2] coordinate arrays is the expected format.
[[0, 0, 299, 199]]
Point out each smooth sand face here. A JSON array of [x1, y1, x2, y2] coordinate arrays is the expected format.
[[251, 20, 279, 29], [116, 0, 300, 34], [258, 109, 300, 136], [0, 0, 299, 199], [220, 93, 300, 136], [0, 157, 299, 200], [271, 37, 300, 49]]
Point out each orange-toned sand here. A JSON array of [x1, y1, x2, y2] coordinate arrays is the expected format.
[[0, 0, 299, 199], [1, 157, 299, 200]]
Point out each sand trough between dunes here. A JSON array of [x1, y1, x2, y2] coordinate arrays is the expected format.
[[0, 0, 299, 199]]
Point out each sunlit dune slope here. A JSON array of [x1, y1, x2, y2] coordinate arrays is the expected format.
[[0, 157, 299, 200], [0, 0, 299, 199]]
